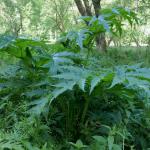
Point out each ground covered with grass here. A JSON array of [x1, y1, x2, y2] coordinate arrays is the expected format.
[[0, 5, 150, 150], [0, 37, 150, 150]]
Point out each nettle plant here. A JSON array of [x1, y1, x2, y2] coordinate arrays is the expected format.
[[59, 7, 138, 51]]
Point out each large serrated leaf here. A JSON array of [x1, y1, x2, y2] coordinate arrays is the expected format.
[[90, 76, 101, 94], [78, 78, 86, 91], [108, 136, 114, 150]]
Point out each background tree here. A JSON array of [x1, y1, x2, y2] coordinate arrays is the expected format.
[[0, 0, 149, 47], [74, 0, 107, 51], [0, 0, 74, 40]]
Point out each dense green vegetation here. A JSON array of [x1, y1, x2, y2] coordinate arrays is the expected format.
[[0, 0, 150, 150]]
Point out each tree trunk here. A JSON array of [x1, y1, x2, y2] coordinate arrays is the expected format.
[[92, 0, 107, 51], [135, 0, 139, 12], [74, 0, 107, 52], [83, 0, 92, 16], [92, 0, 101, 17], [74, 0, 86, 16], [96, 33, 107, 51]]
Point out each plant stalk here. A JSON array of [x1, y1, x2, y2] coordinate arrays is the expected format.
[[81, 94, 90, 125]]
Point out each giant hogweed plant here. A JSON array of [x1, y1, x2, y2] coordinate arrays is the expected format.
[[0, 35, 150, 149], [59, 7, 138, 51], [0, 8, 150, 150]]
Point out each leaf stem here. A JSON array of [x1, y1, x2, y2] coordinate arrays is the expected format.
[[81, 94, 90, 125]]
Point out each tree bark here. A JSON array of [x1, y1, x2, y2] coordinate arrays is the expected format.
[[92, 0, 101, 17], [92, 0, 107, 51], [96, 33, 107, 51], [74, 0, 107, 52], [135, 0, 139, 12], [74, 0, 86, 16], [83, 0, 92, 16]]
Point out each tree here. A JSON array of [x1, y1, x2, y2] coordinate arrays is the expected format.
[[0, 0, 74, 40], [74, 0, 107, 51]]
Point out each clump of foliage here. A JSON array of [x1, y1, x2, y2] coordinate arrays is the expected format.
[[0, 7, 150, 150], [59, 7, 138, 51]]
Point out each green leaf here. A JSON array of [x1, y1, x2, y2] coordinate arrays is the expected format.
[[93, 136, 106, 145], [108, 136, 114, 150], [110, 67, 126, 88], [112, 144, 122, 150], [0, 35, 15, 49], [69, 139, 87, 149], [78, 78, 86, 91], [28, 96, 50, 115], [90, 76, 101, 94]]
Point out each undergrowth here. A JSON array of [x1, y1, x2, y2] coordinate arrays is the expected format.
[[0, 7, 150, 150], [0, 36, 149, 150]]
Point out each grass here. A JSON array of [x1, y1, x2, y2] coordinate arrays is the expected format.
[[92, 46, 150, 67], [0, 45, 150, 149]]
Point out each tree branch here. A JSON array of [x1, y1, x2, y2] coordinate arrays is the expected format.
[[92, 0, 101, 17], [83, 0, 92, 16], [74, 0, 86, 16]]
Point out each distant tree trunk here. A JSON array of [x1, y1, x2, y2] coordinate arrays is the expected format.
[[74, 0, 107, 52], [92, 0, 107, 51], [133, 35, 140, 47], [135, 0, 139, 12], [74, 0, 86, 16], [83, 0, 92, 16], [13, 9, 23, 37], [96, 33, 107, 51]]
